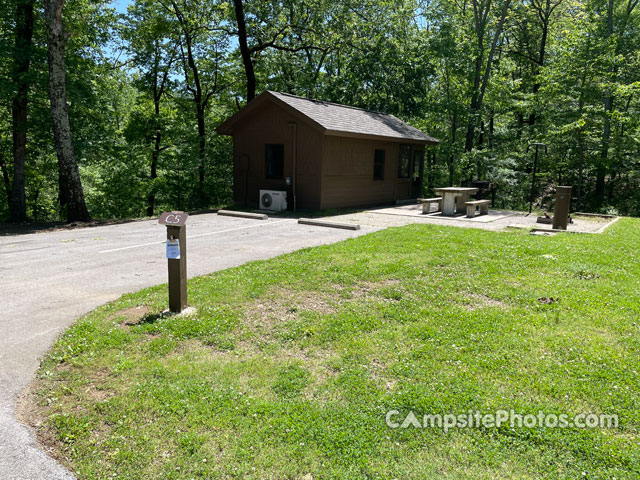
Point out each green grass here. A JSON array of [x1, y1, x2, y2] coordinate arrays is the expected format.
[[29, 220, 640, 479]]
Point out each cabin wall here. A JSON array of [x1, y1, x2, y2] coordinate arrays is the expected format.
[[230, 101, 428, 211], [232, 103, 322, 209], [320, 136, 418, 209]]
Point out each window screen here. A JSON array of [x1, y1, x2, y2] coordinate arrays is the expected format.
[[265, 144, 284, 179], [413, 150, 423, 179], [374, 149, 385, 180], [398, 145, 411, 178]]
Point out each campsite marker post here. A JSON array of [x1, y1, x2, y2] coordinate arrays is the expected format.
[[159, 211, 189, 313]]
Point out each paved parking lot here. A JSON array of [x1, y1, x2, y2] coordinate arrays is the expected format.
[[0, 213, 375, 479]]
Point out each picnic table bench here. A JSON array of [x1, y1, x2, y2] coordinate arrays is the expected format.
[[418, 197, 442, 214], [433, 187, 479, 216], [465, 199, 491, 217]]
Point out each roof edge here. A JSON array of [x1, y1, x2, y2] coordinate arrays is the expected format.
[[215, 92, 271, 136], [324, 129, 440, 145], [217, 90, 440, 145], [216, 90, 328, 136], [266, 92, 328, 134]]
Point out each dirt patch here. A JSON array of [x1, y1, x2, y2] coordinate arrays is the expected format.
[[16, 379, 48, 430], [55, 362, 72, 373], [243, 288, 338, 330], [17, 379, 84, 472], [243, 280, 406, 331], [575, 270, 600, 280], [83, 382, 111, 402], [110, 305, 151, 328], [538, 297, 559, 304], [17, 365, 118, 465], [463, 293, 507, 310], [346, 279, 403, 300]]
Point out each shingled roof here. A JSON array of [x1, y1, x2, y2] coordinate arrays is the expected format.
[[217, 91, 439, 144]]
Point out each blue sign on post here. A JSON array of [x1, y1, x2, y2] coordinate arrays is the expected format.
[[166, 238, 180, 259]]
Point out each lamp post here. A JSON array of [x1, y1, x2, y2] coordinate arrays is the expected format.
[[526, 142, 547, 215]]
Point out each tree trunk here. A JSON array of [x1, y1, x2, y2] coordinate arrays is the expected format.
[[575, 70, 590, 212], [1, 157, 11, 208], [426, 150, 433, 191], [147, 91, 161, 217], [196, 103, 206, 186], [183, 35, 206, 196], [448, 113, 457, 186], [44, 0, 90, 222], [527, 22, 547, 126], [232, 0, 256, 102], [147, 46, 171, 217], [10, 0, 34, 222], [464, 0, 511, 152], [528, 0, 560, 126], [596, 0, 615, 202], [148, 131, 160, 217], [172, 0, 208, 202], [489, 110, 494, 149], [464, 52, 483, 152], [576, 132, 585, 211]]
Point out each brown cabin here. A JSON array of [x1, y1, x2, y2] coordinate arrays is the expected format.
[[216, 91, 439, 210]]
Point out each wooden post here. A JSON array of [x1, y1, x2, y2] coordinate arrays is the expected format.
[[166, 225, 187, 312], [159, 211, 189, 312], [552, 186, 572, 230]]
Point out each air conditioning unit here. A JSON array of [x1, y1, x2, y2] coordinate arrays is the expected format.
[[259, 190, 288, 211]]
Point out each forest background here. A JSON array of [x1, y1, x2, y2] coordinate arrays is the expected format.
[[1, 0, 638, 222]]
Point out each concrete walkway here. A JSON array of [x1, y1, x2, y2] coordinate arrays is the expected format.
[[323, 204, 615, 233], [0, 213, 375, 479]]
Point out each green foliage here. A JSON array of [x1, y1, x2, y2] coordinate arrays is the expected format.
[[1, 0, 639, 222], [272, 364, 310, 398]]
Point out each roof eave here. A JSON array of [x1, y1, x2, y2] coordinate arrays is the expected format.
[[216, 90, 329, 136], [215, 91, 275, 136], [267, 93, 328, 134], [324, 129, 439, 145]]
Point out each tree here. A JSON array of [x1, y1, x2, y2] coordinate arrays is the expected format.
[[124, 0, 176, 216], [596, 0, 639, 201], [464, 0, 512, 153], [10, 0, 34, 221], [230, 0, 330, 102], [158, 0, 227, 205], [44, 0, 91, 221], [527, 0, 565, 126]]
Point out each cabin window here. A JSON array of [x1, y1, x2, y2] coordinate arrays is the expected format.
[[374, 149, 385, 180], [265, 144, 284, 179], [398, 144, 411, 178], [413, 150, 423, 179]]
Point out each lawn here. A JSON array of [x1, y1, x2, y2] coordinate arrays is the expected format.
[[25, 220, 640, 479]]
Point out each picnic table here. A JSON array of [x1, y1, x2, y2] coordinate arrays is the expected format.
[[433, 187, 479, 216]]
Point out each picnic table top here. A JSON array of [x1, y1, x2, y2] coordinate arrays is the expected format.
[[433, 187, 479, 194]]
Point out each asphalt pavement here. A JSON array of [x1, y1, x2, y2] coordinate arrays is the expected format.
[[0, 212, 375, 479]]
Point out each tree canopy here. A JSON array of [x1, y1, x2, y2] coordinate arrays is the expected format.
[[1, 0, 638, 221]]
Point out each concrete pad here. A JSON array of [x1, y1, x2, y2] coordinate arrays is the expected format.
[[217, 210, 268, 220], [316, 207, 620, 234], [368, 204, 514, 223], [298, 218, 361, 230]]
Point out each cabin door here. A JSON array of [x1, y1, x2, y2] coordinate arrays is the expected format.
[[411, 149, 424, 198], [238, 154, 249, 206]]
